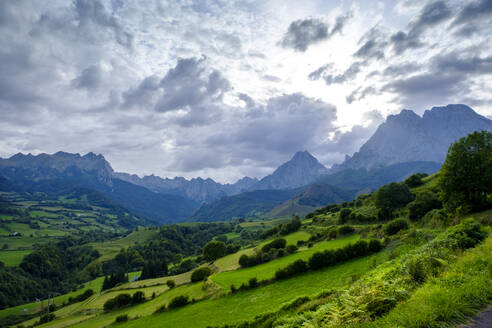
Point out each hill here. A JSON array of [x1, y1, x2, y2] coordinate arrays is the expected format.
[[189, 189, 300, 221], [266, 184, 356, 217]]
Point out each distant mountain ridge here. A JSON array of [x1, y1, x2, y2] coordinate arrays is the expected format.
[[113, 172, 258, 203], [333, 104, 492, 171], [0, 152, 198, 223]]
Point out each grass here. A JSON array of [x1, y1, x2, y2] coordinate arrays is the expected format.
[[0, 249, 31, 266], [115, 250, 388, 328], [212, 234, 360, 290], [357, 235, 492, 328], [214, 230, 311, 272], [33, 281, 210, 328], [89, 229, 160, 262]]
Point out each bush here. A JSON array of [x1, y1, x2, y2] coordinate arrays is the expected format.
[[338, 225, 355, 235], [39, 313, 55, 324], [168, 295, 189, 309], [202, 241, 227, 262], [384, 218, 409, 236], [166, 280, 176, 288], [339, 208, 351, 224], [261, 238, 286, 253], [275, 259, 308, 280], [104, 293, 132, 312], [191, 267, 213, 282], [404, 173, 428, 187], [248, 277, 258, 288], [408, 191, 442, 221], [375, 182, 414, 220], [131, 291, 145, 304], [238, 254, 249, 268], [114, 314, 129, 323], [286, 245, 298, 254]]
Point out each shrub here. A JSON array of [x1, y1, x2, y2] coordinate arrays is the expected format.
[[191, 267, 213, 282], [131, 291, 145, 304], [168, 295, 189, 309], [39, 313, 55, 324], [166, 280, 176, 288], [103, 293, 132, 312], [248, 277, 258, 288], [404, 173, 428, 187], [375, 182, 414, 220], [384, 218, 409, 236], [202, 241, 227, 262], [286, 245, 298, 254], [339, 208, 351, 224], [408, 191, 442, 221], [338, 225, 355, 235], [238, 254, 249, 268], [226, 243, 241, 254], [261, 238, 286, 253], [114, 314, 129, 323]]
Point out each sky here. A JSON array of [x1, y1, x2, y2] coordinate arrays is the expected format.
[[1, 0, 492, 183]]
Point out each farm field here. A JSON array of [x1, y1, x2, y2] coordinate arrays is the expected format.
[[0, 249, 31, 266], [212, 234, 360, 289], [214, 230, 311, 271], [116, 250, 389, 328]]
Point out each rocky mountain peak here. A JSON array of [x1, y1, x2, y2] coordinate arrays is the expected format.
[[333, 104, 492, 171], [251, 151, 328, 190]]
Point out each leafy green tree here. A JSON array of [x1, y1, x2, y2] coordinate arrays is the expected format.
[[190, 267, 213, 282], [202, 241, 227, 262], [404, 173, 428, 187], [439, 130, 492, 214], [374, 182, 414, 220]]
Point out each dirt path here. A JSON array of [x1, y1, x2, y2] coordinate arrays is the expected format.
[[460, 306, 492, 328]]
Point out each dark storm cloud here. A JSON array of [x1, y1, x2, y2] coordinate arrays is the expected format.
[[391, 1, 452, 54], [72, 65, 104, 91], [353, 27, 388, 60], [156, 57, 231, 113], [453, 0, 492, 25], [280, 13, 352, 52], [280, 19, 328, 52], [74, 0, 133, 49], [122, 57, 231, 117], [166, 93, 340, 172], [432, 53, 492, 74]]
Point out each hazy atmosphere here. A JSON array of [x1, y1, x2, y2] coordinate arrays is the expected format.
[[1, 0, 492, 182]]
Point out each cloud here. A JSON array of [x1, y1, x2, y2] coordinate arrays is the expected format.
[[72, 64, 104, 91], [280, 12, 352, 52], [390, 1, 452, 54], [320, 61, 364, 85], [74, 0, 133, 49], [453, 0, 492, 25], [346, 86, 377, 104]]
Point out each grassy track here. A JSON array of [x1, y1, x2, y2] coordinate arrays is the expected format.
[[212, 234, 360, 289]]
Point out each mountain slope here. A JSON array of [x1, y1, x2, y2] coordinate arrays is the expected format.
[[189, 189, 300, 221], [333, 104, 492, 171], [266, 183, 357, 218], [252, 151, 329, 190], [320, 161, 442, 190], [0, 152, 198, 223]]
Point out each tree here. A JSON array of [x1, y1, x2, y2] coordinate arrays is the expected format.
[[439, 130, 492, 214], [191, 267, 213, 282], [202, 241, 227, 262], [374, 182, 414, 220], [404, 173, 428, 188]]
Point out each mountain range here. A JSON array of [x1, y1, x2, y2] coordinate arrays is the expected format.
[[0, 104, 490, 223]]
